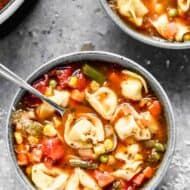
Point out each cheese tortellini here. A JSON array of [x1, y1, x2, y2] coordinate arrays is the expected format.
[[64, 113, 105, 149], [178, 0, 190, 12], [117, 0, 148, 26], [113, 144, 142, 181], [85, 87, 118, 120], [151, 14, 190, 41], [32, 164, 69, 190], [65, 168, 100, 190], [32, 164, 100, 190], [113, 103, 151, 141], [121, 70, 148, 101]]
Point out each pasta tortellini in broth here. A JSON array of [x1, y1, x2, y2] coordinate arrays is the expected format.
[[121, 70, 148, 101], [85, 87, 118, 120], [64, 113, 105, 149]]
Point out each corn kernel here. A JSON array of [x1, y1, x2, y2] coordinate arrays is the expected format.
[[28, 136, 39, 145], [155, 3, 164, 14], [14, 132, 23, 144], [93, 143, 106, 156], [108, 155, 116, 165], [43, 124, 57, 137], [68, 76, 78, 88], [26, 166, 32, 176], [104, 139, 114, 151], [52, 116, 62, 128], [134, 154, 143, 161], [90, 80, 100, 91], [45, 86, 54, 96]]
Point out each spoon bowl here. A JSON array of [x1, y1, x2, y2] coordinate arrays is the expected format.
[[0, 63, 66, 116]]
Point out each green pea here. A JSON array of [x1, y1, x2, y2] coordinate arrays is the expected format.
[[49, 79, 57, 87], [154, 142, 165, 152], [168, 9, 178, 17], [99, 155, 109, 163], [147, 152, 161, 162]]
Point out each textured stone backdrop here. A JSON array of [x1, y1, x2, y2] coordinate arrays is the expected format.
[[0, 0, 190, 189]]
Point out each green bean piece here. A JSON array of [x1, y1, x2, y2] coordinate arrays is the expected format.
[[69, 159, 98, 169], [83, 64, 106, 84], [99, 155, 109, 163]]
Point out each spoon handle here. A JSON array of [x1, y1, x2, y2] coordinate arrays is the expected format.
[[0, 63, 65, 115]]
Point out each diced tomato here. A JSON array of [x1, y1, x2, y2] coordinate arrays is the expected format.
[[29, 148, 43, 163], [33, 74, 49, 94], [143, 166, 154, 178], [93, 170, 115, 187], [148, 100, 162, 117], [68, 98, 79, 108], [17, 153, 29, 166], [24, 94, 42, 107], [56, 68, 73, 88], [75, 73, 87, 90], [42, 138, 64, 164], [132, 173, 145, 186], [44, 157, 54, 168]]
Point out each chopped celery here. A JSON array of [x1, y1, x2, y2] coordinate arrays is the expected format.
[[83, 64, 106, 84]]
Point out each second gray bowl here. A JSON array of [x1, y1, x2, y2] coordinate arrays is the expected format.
[[99, 0, 190, 49]]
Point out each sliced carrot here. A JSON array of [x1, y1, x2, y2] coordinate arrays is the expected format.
[[148, 100, 162, 117], [109, 72, 121, 85], [17, 153, 29, 166], [70, 89, 85, 102], [143, 166, 154, 178]]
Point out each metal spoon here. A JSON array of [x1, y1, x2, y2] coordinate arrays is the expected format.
[[0, 63, 66, 116]]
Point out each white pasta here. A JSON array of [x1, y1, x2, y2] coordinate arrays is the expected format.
[[121, 70, 148, 101], [32, 164, 68, 190], [64, 113, 105, 149], [117, 0, 148, 26], [85, 87, 118, 120]]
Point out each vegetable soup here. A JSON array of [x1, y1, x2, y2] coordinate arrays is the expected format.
[[12, 62, 167, 190], [108, 0, 190, 42]]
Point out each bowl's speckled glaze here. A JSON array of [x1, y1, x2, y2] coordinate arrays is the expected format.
[[99, 0, 190, 49], [0, 0, 24, 24], [6, 51, 176, 190]]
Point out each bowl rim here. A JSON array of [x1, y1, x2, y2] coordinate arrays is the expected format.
[[98, 0, 190, 49], [6, 51, 176, 189], [0, 0, 24, 25]]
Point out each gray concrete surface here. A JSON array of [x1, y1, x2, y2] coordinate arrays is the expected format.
[[0, 0, 190, 189]]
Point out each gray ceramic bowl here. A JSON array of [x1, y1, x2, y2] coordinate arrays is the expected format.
[[0, 0, 24, 24], [6, 51, 175, 189], [99, 0, 190, 49]]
